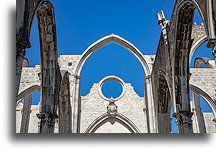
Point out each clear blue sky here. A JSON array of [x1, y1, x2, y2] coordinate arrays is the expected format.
[[25, 0, 213, 132]]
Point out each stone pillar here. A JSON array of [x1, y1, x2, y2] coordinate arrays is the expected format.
[[16, 0, 31, 97], [37, 112, 58, 133], [142, 100, 148, 133], [69, 75, 76, 133], [16, 48, 25, 97], [158, 113, 172, 133], [175, 67, 193, 133], [20, 94, 32, 133], [192, 93, 206, 133], [174, 111, 193, 133], [59, 72, 71, 133], [37, 62, 59, 133], [70, 75, 81, 133], [145, 76, 157, 133]]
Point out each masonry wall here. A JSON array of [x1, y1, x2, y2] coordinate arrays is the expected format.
[[19, 65, 41, 94], [192, 113, 216, 133], [190, 68, 216, 101], [16, 104, 40, 133], [80, 83, 147, 133], [16, 55, 216, 133]]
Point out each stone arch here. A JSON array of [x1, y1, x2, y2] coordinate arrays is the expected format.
[[16, 0, 57, 96], [28, 1, 45, 33], [190, 57, 213, 133], [189, 84, 216, 116], [189, 35, 208, 63], [189, 82, 215, 133], [74, 33, 151, 76], [16, 84, 41, 133], [36, 1, 60, 133], [175, 0, 215, 44], [16, 0, 60, 127], [72, 34, 154, 133], [172, 0, 213, 133], [17, 85, 41, 105], [85, 113, 140, 133], [194, 57, 211, 68]]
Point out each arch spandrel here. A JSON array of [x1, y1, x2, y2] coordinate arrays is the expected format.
[[74, 34, 151, 76]]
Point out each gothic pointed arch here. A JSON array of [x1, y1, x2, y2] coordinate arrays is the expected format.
[[189, 35, 208, 63], [85, 112, 140, 133], [36, 1, 60, 133], [74, 34, 151, 76], [175, 0, 215, 45], [17, 85, 41, 105], [171, 0, 215, 133], [72, 34, 152, 133], [189, 84, 216, 116]]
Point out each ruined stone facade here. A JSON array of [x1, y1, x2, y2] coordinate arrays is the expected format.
[[16, 0, 216, 133]]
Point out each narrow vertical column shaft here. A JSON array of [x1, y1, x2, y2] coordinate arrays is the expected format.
[[145, 76, 157, 133], [192, 93, 206, 133], [142, 96, 148, 133], [20, 94, 32, 133], [71, 75, 81, 133], [158, 113, 172, 133], [16, 49, 25, 97]]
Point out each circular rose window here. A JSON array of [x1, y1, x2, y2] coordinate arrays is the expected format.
[[98, 76, 125, 101]]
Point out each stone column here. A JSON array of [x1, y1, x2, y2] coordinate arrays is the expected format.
[[37, 112, 58, 133], [145, 76, 157, 133], [16, 0, 31, 97], [69, 75, 75, 133], [192, 93, 206, 133], [158, 113, 172, 133], [176, 63, 193, 133], [37, 62, 59, 133], [16, 48, 25, 97], [70, 75, 81, 133], [174, 111, 193, 133], [173, 90, 193, 133], [20, 94, 32, 133], [59, 72, 71, 133], [142, 99, 148, 133]]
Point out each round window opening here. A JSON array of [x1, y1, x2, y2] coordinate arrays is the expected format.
[[101, 80, 123, 99], [98, 76, 125, 101]]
